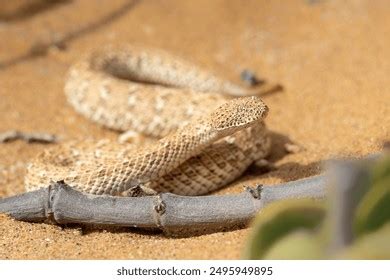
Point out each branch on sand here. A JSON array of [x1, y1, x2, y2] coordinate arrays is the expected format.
[[1, 154, 381, 235], [0, 176, 326, 235]]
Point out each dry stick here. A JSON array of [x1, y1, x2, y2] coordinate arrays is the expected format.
[[0, 175, 326, 235], [0, 0, 71, 22], [29, 0, 141, 55], [0, 130, 57, 143], [0, 154, 380, 235], [0, 0, 140, 69]]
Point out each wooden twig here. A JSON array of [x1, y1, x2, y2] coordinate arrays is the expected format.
[[0, 0, 140, 69], [1, 154, 380, 235], [0, 130, 57, 143], [0, 0, 71, 22], [0, 176, 326, 235]]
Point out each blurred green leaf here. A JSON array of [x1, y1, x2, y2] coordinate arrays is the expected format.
[[242, 199, 325, 259], [354, 155, 390, 237], [370, 154, 390, 185], [337, 223, 390, 259], [263, 229, 324, 259]]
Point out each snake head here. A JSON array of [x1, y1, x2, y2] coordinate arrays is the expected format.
[[209, 96, 268, 132]]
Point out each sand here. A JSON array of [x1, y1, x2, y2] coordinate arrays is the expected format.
[[0, 0, 389, 259]]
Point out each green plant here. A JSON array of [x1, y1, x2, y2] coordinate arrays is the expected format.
[[243, 153, 390, 259]]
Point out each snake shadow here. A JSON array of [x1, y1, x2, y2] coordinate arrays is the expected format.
[[242, 130, 323, 183]]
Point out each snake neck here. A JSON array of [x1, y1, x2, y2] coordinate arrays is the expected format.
[[126, 121, 218, 184]]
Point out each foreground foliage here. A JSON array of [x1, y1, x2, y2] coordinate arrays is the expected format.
[[243, 153, 390, 259]]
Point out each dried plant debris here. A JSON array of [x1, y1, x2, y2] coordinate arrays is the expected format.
[[240, 69, 263, 86], [0, 130, 57, 144]]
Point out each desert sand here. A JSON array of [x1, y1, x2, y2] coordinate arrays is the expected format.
[[0, 0, 389, 259]]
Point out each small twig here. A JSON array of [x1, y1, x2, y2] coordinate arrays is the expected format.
[[0, 176, 326, 235], [0, 0, 141, 69], [0, 130, 57, 144], [0, 0, 71, 22]]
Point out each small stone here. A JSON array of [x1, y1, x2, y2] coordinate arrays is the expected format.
[[118, 130, 145, 144], [284, 143, 303, 154], [253, 159, 276, 172], [254, 158, 269, 167]]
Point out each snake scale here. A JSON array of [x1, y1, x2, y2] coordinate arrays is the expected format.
[[25, 45, 271, 196]]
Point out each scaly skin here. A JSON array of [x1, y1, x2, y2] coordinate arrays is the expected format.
[[25, 45, 271, 195]]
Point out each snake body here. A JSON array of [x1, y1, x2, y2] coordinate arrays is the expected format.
[[25, 45, 271, 196]]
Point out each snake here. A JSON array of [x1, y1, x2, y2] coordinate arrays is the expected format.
[[25, 45, 271, 196]]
